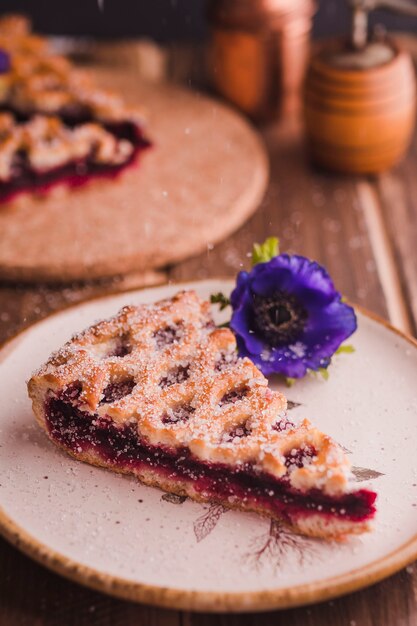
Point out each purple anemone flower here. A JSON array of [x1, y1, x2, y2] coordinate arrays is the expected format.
[[0, 49, 10, 74], [230, 254, 357, 378]]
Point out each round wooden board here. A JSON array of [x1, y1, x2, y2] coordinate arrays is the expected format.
[[0, 75, 268, 282]]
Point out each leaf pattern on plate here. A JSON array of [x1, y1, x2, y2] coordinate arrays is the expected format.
[[351, 466, 384, 482], [340, 444, 352, 454], [286, 400, 301, 410], [193, 504, 227, 543], [161, 493, 188, 505], [244, 520, 322, 572]]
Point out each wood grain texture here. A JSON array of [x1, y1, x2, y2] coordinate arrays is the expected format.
[[0, 537, 180, 626], [375, 158, 417, 336], [0, 39, 417, 626], [0, 269, 166, 344], [371, 33, 417, 336]]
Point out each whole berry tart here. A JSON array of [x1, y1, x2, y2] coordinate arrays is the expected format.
[[0, 15, 150, 203], [27, 291, 376, 540]]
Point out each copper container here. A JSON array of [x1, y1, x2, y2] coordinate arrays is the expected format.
[[207, 0, 316, 121], [304, 39, 416, 174]]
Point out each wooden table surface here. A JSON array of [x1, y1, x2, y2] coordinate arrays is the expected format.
[[1, 41, 417, 625]]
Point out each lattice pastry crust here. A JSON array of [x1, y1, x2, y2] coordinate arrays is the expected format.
[[0, 15, 148, 199], [28, 290, 355, 500], [0, 15, 144, 124]]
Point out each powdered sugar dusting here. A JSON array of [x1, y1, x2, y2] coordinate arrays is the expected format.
[[29, 290, 357, 497]]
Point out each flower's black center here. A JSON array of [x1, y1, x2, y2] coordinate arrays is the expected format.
[[252, 292, 307, 347]]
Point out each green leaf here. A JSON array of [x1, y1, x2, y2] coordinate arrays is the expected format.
[[210, 292, 231, 311], [335, 344, 355, 355], [285, 377, 296, 387], [251, 237, 280, 266], [318, 367, 329, 381]]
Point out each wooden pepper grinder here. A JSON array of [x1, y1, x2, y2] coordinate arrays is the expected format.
[[207, 0, 316, 121], [304, 0, 417, 174]]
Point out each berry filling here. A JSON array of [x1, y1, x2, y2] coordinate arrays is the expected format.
[[45, 394, 377, 525], [215, 351, 238, 372], [273, 416, 295, 432], [0, 108, 151, 203], [284, 444, 316, 469], [224, 420, 253, 441], [105, 336, 133, 358], [219, 386, 249, 405], [162, 404, 195, 424], [153, 324, 184, 349], [99, 379, 136, 404], [159, 365, 190, 388]]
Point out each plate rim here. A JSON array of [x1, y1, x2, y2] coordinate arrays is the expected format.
[[1, 277, 416, 612]]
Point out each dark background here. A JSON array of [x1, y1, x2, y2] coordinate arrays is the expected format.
[[1, 0, 417, 40]]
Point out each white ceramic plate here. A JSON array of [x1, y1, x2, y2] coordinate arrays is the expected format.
[[1, 280, 416, 612]]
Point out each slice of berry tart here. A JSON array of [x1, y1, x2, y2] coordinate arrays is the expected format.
[[0, 15, 150, 203], [27, 291, 376, 540]]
